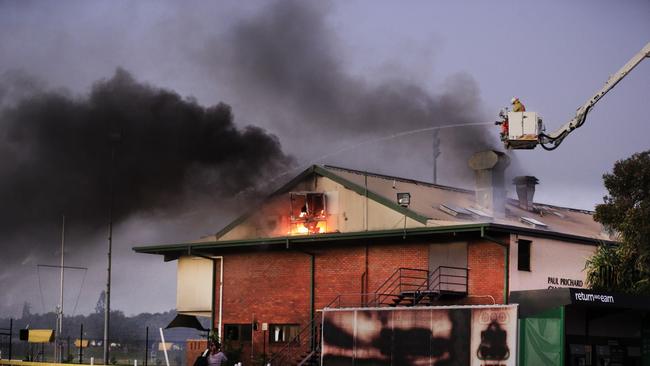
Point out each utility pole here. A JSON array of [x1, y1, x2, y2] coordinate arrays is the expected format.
[[35, 262, 87, 362], [104, 131, 121, 365], [432, 129, 441, 184], [55, 216, 65, 363]]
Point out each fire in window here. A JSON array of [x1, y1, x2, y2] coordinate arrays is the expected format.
[[289, 192, 327, 235]]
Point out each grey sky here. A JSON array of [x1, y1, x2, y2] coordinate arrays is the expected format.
[[0, 0, 648, 317]]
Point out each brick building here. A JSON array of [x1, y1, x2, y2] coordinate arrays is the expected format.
[[134, 151, 613, 365]]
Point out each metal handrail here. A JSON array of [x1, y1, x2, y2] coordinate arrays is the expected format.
[[429, 266, 468, 294], [278, 267, 467, 364], [407, 266, 468, 302], [374, 268, 428, 294], [267, 317, 321, 366], [374, 268, 428, 306], [373, 268, 402, 294], [327, 267, 468, 309]]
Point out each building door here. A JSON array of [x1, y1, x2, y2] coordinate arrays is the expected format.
[[428, 242, 467, 292]]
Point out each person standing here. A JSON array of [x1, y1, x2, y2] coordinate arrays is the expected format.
[[511, 97, 526, 112], [207, 342, 228, 366]]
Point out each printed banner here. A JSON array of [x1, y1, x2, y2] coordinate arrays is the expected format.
[[470, 308, 517, 366], [322, 305, 517, 366]]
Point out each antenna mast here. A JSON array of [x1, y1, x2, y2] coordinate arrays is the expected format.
[[432, 130, 441, 184], [56, 215, 65, 362]]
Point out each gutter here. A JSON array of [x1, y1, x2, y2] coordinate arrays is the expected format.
[[487, 223, 615, 246], [133, 224, 488, 256], [134, 222, 613, 258]]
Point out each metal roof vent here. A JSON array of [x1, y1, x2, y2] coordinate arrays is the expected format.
[[439, 203, 473, 218], [520, 216, 548, 229], [513, 176, 539, 211], [468, 150, 510, 219]]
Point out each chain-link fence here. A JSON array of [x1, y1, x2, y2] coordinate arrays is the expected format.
[[0, 325, 203, 366], [0, 319, 13, 361], [4, 340, 185, 366]]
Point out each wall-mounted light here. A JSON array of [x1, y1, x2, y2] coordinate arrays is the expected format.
[[397, 192, 411, 207]]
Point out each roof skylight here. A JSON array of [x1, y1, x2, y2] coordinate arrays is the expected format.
[[520, 216, 548, 229], [439, 203, 473, 218], [465, 207, 492, 218]]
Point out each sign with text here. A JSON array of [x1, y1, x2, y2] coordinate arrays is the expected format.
[[568, 289, 650, 309], [547, 276, 584, 289], [507, 236, 595, 293]]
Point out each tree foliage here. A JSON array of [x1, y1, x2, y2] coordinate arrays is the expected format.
[[587, 150, 650, 294], [585, 244, 643, 292]]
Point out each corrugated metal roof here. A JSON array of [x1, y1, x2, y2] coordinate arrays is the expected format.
[[133, 164, 616, 255], [439, 203, 473, 218], [322, 165, 612, 241]]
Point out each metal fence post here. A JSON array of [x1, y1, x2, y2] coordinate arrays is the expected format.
[[8, 318, 12, 361], [79, 324, 83, 364], [144, 326, 149, 366]]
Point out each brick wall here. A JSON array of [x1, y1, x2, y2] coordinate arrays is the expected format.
[[367, 243, 429, 292], [312, 243, 429, 308], [185, 339, 207, 366], [314, 246, 365, 308], [467, 239, 507, 304], [213, 238, 507, 364], [217, 251, 311, 362]]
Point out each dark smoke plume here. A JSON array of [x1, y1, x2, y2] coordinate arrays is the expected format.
[[0, 68, 293, 238], [203, 0, 496, 174], [0, 1, 522, 316]]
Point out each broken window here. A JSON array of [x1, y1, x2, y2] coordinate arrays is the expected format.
[[289, 192, 327, 235], [269, 324, 300, 343]]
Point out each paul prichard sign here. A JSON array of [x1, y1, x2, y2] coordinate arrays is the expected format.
[[321, 305, 518, 366]]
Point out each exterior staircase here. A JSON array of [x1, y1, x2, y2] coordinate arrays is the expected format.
[[267, 317, 320, 366], [327, 266, 468, 308], [267, 266, 468, 365], [296, 348, 321, 366]]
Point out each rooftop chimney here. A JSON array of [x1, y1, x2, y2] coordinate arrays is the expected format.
[[513, 176, 539, 211], [468, 150, 510, 218]]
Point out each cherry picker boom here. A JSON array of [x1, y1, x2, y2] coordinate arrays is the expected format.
[[501, 42, 650, 150]]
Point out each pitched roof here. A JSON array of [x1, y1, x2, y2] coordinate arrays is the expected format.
[[212, 164, 429, 239], [133, 164, 615, 256], [322, 164, 612, 241]]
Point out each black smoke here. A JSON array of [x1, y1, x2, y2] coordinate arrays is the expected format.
[[0, 68, 293, 238], [0, 0, 524, 316], [203, 0, 498, 181]]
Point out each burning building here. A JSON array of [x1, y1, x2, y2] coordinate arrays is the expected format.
[[133, 153, 649, 366]]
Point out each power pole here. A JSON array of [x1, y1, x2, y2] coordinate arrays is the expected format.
[[432, 129, 441, 184], [55, 216, 65, 363], [104, 132, 121, 365]]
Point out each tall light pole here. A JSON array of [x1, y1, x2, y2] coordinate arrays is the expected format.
[[432, 129, 441, 184], [57, 216, 65, 363], [104, 132, 121, 365]]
